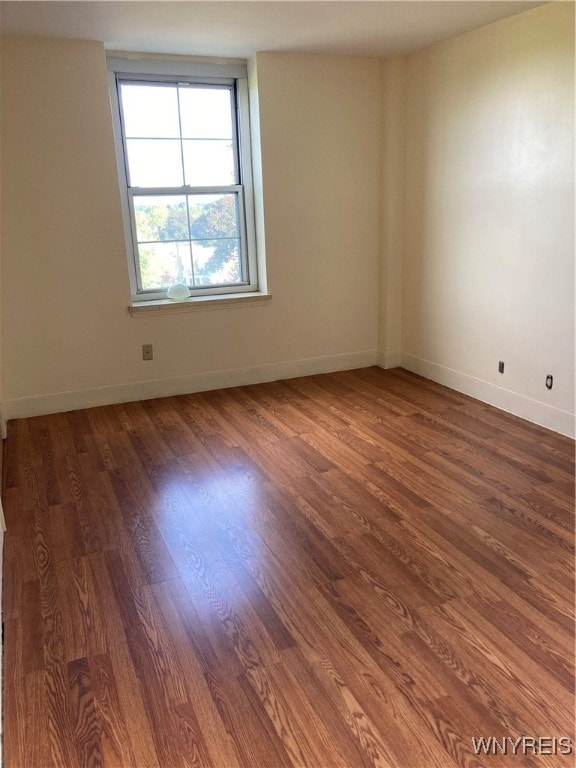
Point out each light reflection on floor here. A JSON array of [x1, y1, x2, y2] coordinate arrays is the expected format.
[[153, 461, 274, 624]]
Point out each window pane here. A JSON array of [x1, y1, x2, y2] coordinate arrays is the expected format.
[[138, 241, 193, 289], [192, 240, 242, 286], [120, 84, 180, 138], [126, 139, 183, 187], [183, 140, 235, 186], [134, 196, 188, 242], [179, 87, 233, 139], [189, 194, 240, 239]]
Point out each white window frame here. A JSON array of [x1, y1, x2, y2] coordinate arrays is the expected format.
[[107, 57, 259, 303]]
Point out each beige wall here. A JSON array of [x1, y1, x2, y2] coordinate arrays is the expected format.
[[402, 3, 575, 433], [378, 55, 406, 369], [0, 41, 381, 416], [252, 52, 381, 361]]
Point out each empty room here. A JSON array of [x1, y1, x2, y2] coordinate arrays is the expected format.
[[0, 1, 574, 766]]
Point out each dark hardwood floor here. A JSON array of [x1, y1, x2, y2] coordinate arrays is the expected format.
[[2, 367, 574, 768]]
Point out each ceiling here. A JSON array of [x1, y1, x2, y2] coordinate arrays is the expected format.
[[0, 1, 547, 59]]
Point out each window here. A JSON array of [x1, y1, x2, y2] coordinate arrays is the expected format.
[[108, 58, 258, 302]]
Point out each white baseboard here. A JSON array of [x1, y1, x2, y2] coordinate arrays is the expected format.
[[377, 350, 402, 369], [2, 349, 378, 421], [401, 353, 575, 438], [6, 348, 571, 437]]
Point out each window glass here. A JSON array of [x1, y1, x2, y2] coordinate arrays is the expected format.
[[109, 59, 258, 300], [134, 196, 188, 242], [132, 191, 242, 290], [120, 83, 180, 138], [179, 87, 233, 139], [126, 140, 183, 187], [183, 140, 235, 186], [138, 241, 193, 290]]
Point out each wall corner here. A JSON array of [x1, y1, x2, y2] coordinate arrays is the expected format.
[[378, 55, 407, 366]]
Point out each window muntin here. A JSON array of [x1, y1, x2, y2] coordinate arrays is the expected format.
[[109, 62, 257, 301]]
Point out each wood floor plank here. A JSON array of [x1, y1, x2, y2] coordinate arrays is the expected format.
[[3, 367, 574, 767], [3, 618, 27, 767], [23, 669, 52, 768], [67, 657, 103, 768], [56, 556, 107, 663], [104, 550, 194, 768], [272, 649, 370, 768], [89, 653, 138, 768], [150, 579, 242, 768], [45, 662, 81, 768], [285, 588, 461, 768], [424, 599, 573, 735]]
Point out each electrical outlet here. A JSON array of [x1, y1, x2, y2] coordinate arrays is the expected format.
[[142, 344, 153, 361], [498, 361, 505, 374]]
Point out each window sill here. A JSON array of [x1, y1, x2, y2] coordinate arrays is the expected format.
[[128, 291, 272, 317]]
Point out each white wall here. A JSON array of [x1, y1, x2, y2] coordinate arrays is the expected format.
[[402, 3, 575, 436], [0, 41, 381, 418]]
